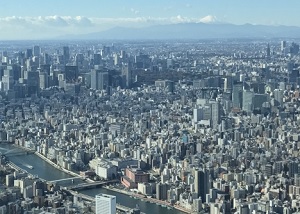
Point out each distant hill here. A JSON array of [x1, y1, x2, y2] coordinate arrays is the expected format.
[[59, 23, 300, 40]]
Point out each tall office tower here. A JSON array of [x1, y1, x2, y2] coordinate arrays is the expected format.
[[64, 65, 78, 83], [75, 53, 84, 66], [223, 78, 228, 92], [40, 64, 51, 75], [1, 75, 14, 91], [120, 50, 126, 59], [242, 90, 254, 112], [39, 72, 48, 89], [113, 54, 119, 66], [2, 51, 7, 58], [194, 168, 210, 202], [232, 82, 243, 109], [63, 46, 70, 64], [93, 53, 101, 66], [122, 63, 132, 88], [193, 108, 202, 123], [43, 53, 50, 65], [266, 43, 270, 58], [156, 182, 169, 200], [25, 49, 33, 59], [6, 65, 21, 81], [91, 69, 109, 90], [33, 45, 41, 57], [95, 194, 116, 214], [26, 71, 40, 95], [290, 42, 300, 55], [210, 101, 222, 130], [273, 89, 284, 106], [281, 41, 287, 52]]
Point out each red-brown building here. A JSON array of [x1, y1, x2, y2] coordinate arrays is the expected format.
[[121, 167, 149, 189]]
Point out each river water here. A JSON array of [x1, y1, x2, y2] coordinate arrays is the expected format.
[[0, 144, 184, 214]]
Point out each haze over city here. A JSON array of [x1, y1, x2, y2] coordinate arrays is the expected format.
[[1, 0, 300, 40]]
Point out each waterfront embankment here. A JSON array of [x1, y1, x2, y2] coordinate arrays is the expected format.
[[102, 186, 191, 214]]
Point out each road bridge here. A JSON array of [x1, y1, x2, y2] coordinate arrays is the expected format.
[[3, 148, 35, 157], [68, 179, 119, 191], [49, 177, 82, 183]]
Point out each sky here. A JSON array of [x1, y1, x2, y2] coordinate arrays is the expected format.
[[0, 0, 299, 40]]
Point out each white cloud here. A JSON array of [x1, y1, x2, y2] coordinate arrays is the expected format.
[[0, 15, 220, 39], [0, 15, 93, 27]]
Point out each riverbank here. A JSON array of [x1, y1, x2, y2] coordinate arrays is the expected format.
[[12, 143, 81, 178], [6, 161, 37, 179], [34, 152, 80, 178], [103, 186, 191, 214]]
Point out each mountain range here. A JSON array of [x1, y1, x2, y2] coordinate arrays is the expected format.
[[59, 22, 300, 40]]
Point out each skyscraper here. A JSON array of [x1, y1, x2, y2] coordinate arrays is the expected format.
[[242, 90, 254, 112], [63, 46, 70, 64], [33, 45, 41, 57], [266, 43, 270, 58], [26, 71, 40, 95], [122, 63, 132, 88], [64, 65, 78, 83], [273, 89, 283, 106], [93, 53, 101, 66], [281, 41, 287, 52], [194, 168, 210, 203], [232, 82, 243, 109], [91, 69, 109, 90], [210, 101, 221, 130], [95, 194, 116, 214], [25, 49, 33, 59]]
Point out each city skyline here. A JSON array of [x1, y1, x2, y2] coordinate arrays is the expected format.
[[0, 0, 300, 40]]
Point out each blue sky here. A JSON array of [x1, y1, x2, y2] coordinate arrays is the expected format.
[[0, 0, 299, 39]]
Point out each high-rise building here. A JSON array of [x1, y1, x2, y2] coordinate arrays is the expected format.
[[25, 49, 33, 59], [91, 69, 109, 90], [63, 46, 70, 64], [33, 46, 41, 57], [281, 41, 287, 52], [114, 54, 119, 66], [25, 71, 40, 95], [43, 53, 50, 65], [93, 54, 101, 66], [64, 65, 78, 83], [266, 43, 270, 58], [194, 168, 210, 202], [290, 42, 300, 55], [210, 101, 222, 130], [242, 90, 254, 112], [95, 194, 116, 214], [122, 63, 132, 88], [273, 89, 283, 106], [120, 50, 126, 59], [232, 82, 243, 109], [39, 72, 48, 89], [156, 182, 169, 200], [1, 75, 13, 91]]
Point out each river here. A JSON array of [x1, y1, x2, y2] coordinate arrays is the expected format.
[[0, 144, 185, 214]]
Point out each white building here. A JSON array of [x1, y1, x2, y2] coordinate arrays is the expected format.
[[95, 194, 116, 214], [89, 158, 117, 179]]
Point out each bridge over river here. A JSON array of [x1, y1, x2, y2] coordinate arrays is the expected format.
[[67, 179, 119, 190], [0, 147, 35, 157]]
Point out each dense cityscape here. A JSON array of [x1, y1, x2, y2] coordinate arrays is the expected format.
[[0, 39, 297, 214]]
